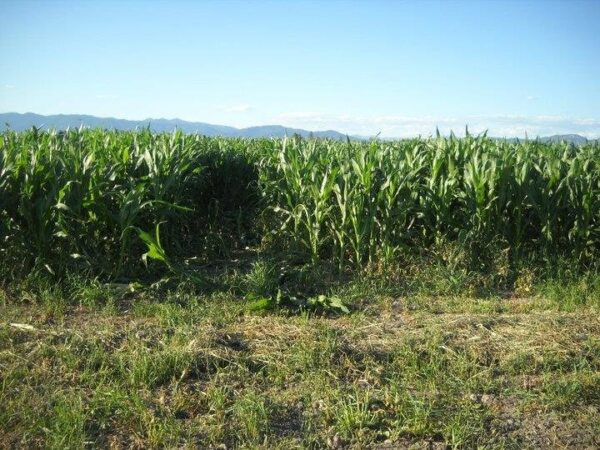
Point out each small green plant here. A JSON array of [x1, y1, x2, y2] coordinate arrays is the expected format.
[[246, 289, 350, 314], [307, 294, 350, 314], [245, 291, 279, 312], [138, 224, 207, 287], [243, 259, 280, 297]]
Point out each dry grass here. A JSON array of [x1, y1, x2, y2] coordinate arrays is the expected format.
[[1, 287, 599, 449]]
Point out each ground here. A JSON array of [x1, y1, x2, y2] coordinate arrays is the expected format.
[[1, 283, 599, 449]]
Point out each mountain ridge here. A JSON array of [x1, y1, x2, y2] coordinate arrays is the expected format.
[[1, 112, 596, 144], [0, 112, 350, 140]]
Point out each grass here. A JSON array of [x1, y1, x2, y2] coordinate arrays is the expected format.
[[1, 269, 599, 449]]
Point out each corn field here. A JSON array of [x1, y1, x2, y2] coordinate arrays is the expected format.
[[261, 135, 600, 268], [1, 128, 599, 279]]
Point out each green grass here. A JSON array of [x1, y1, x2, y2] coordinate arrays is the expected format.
[[1, 272, 599, 449]]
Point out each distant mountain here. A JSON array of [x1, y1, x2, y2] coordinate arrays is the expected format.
[[0, 113, 596, 144], [538, 134, 591, 145], [0, 112, 349, 139], [497, 134, 596, 145]]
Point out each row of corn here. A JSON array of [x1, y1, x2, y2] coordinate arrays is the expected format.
[[1, 128, 598, 276]]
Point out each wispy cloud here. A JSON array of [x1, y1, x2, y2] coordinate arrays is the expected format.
[[221, 104, 253, 113], [3, 84, 15, 89], [272, 112, 600, 138]]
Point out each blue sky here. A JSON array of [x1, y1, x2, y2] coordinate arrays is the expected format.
[[1, 0, 599, 137]]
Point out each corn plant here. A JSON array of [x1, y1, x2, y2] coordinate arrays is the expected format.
[[1, 128, 599, 279]]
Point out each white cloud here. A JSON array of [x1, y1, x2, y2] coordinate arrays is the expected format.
[[3, 84, 15, 89], [221, 104, 253, 113], [271, 112, 600, 139]]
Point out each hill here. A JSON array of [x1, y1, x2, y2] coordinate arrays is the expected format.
[[0, 112, 349, 139], [0, 113, 596, 144], [539, 134, 591, 145]]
